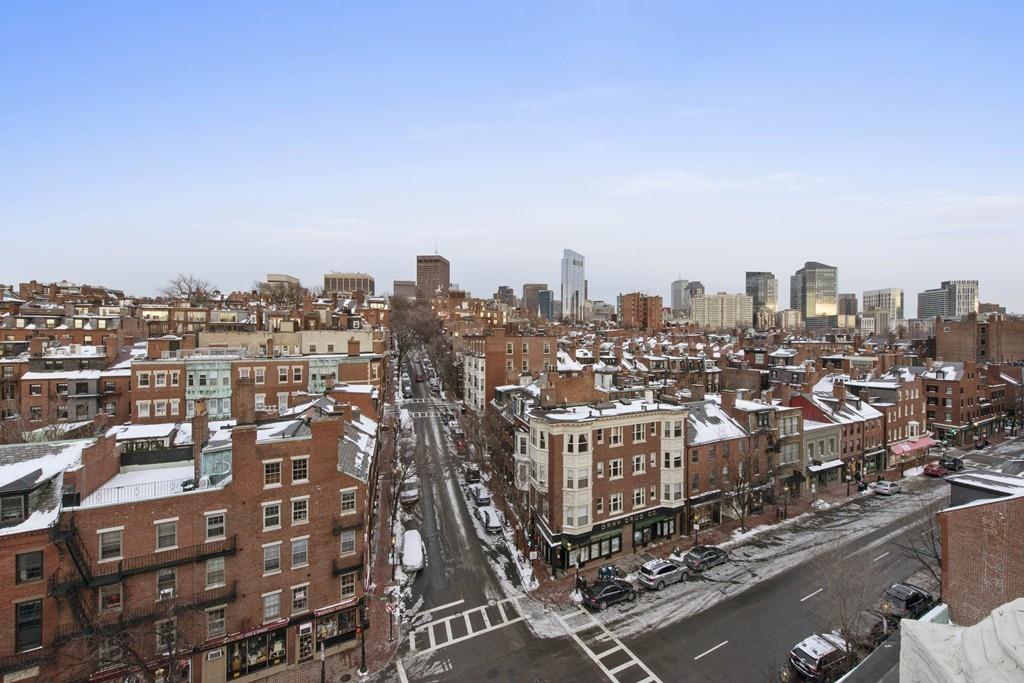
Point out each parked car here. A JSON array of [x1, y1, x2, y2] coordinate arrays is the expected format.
[[637, 559, 687, 590], [682, 545, 728, 572], [788, 632, 849, 682], [402, 530, 425, 574], [464, 463, 481, 484], [402, 384, 413, 399], [938, 456, 964, 472], [454, 436, 468, 455], [581, 579, 637, 611], [399, 476, 420, 505], [923, 463, 949, 477], [880, 583, 935, 620], [468, 484, 491, 507], [415, 374, 425, 382], [476, 505, 504, 533], [871, 480, 901, 495]]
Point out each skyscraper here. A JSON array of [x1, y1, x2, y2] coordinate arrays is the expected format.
[[560, 249, 586, 321], [744, 272, 778, 314], [671, 279, 688, 316], [416, 254, 450, 299], [863, 288, 904, 319], [916, 280, 979, 319], [537, 289, 555, 321], [790, 261, 838, 321], [522, 283, 548, 315], [917, 288, 949, 320], [837, 293, 858, 329]]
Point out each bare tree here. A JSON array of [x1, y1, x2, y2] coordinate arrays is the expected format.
[[892, 498, 943, 588], [252, 280, 307, 307], [161, 273, 217, 306], [721, 433, 771, 532], [389, 298, 439, 371]]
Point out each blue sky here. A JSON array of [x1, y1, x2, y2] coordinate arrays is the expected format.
[[2, 2, 1022, 314]]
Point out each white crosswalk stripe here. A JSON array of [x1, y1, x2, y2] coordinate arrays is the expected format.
[[555, 607, 663, 683], [407, 596, 526, 655]]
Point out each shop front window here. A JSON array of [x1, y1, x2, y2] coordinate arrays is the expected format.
[[226, 627, 287, 679]]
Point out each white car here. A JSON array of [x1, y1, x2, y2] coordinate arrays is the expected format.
[[402, 530, 425, 573], [468, 484, 491, 507], [871, 480, 901, 496], [476, 506, 504, 533], [399, 476, 420, 505]]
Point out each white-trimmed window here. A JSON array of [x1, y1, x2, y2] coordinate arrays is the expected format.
[[595, 497, 604, 514], [263, 502, 282, 530], [633, 423, 645, 443], [155, 372, 167, 387], [156, 567, 176, 601], [340, 529, 356, 556], [207, 607, 226, 637], [264, 460, 282, 487], [609, 493, 623, 514], [291, 584, 309, 614], [293, 366, 303, 383], [205, 511, 226, 541], [340, 488, 357, 515], [263, 542, 282, 574], [206, 557, 225, 588], [292, 497, 309, 524], [278, 366, 288, 383], [136, 401, 151, 418], [137, 372, 150, 388], [610, 426, 623, 446], [155, 618, 175, 653], [633, 487, 646, 508], [155, 519, 178, 550], [98, 583, 123, 612], [291, 537, 309, 568], [262, 590, 282, 622], [341, 572, 357, 599], [170, 371, 180, 387], [291, 457, 309, 484], [609, 458, 623, 479], [255, 367, 266, 385], [98, 528, 123, 562], [154, 400, 167, 417], [169, 399, 180, 416], [632, 454, 645, 475]]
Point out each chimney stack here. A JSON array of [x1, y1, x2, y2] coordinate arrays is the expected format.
[[832, 381, 847, 403], [689, 383, 705, 401], [234, 376, 256, 425], [347, 337, 360, 357], [30, 337, 46, 358], [191, 399, 209, 483], [721, 390, 737, 415]]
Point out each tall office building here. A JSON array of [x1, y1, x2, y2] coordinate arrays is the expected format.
[[416, 254, 450, 299], [393, 280, 417, 299], [671, 279, 688, 316], [537, 289, 555, 321], [837, 293, 858, 329], [324, 271, 375, 295], [744, 272, 778, 314], [560, 249, 586, 321], [916, 280, 979, 320], [522, 283, 548, 315], [863, 288, 904, 319], [684, 282, 705, 310], [790, 261, 838, 321], [495, 286, 515, 306], [691, 292, 754, 330]]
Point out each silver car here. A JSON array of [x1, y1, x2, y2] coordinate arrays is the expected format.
[[637, 559, 687, 591]]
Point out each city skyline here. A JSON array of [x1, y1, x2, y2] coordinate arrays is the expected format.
[[2, 3, 1022, 311]]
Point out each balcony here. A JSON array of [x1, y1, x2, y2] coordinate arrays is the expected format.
[[332, 516, 364, 536], [53, 582, 238, 644], [333, 556, 364, 577]]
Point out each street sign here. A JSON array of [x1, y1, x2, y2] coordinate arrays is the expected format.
[[385, 602, 397, 614]]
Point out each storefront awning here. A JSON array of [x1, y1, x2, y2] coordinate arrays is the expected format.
[[785, 471, 807, 483], [890, 436, 938, 455], [808, 458, 844, 473]]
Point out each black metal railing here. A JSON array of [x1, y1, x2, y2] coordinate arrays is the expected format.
[[332, 556, 365, 577], [0, 648, 48, 675], [332, 515, 364, 536]]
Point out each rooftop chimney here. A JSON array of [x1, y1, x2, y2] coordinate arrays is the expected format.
[[29, 337, 46, 358], [689, 384, 705, 401], [347, 337, 360, 357], [832, 381, 847, 403], [721, 390, 737, 415], [191, 399, 209, 483], [234, 376, 256, 425]]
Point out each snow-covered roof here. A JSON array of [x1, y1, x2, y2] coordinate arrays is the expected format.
[[106, 422, 178, 441], [687, 401, 747, 445], [0, 440, 90, 536], [79, 463, 196, 508], [556, 350, 583, 372], [531, 398, 684, 423], [21, 369, 103, 381], [944, 471, 1024, 499]]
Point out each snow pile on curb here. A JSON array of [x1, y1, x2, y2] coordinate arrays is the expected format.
[[903, 465, 925, 477], [811, 499, 832, 511]]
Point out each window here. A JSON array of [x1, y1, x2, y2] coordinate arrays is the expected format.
[[292, 584, 309, 613], [29, 406, 42, 422], [292, 457, 309, 483], [205, 512, 226, 540], [609, 458, 623, 479], [98, 528, 123, 561], [279, 366, 288, 383], [609, 493, 623, 514], [263, 543, 282, 574], [262, 591, 282, 622], [291, 537, 309, 567], [199, 555, 226, 589], [155, 372, 167, 387], [154, 399, 167, 417], [171, 371, 180, 387], [578, 433, 589, 452], [538, 431, 547, 449], [341, 572, 357, 598], [633, 423, 645, 443], [170, 399, 180, 416], [99, 583, 123, 611], [632, 454, 645, 474], [255, 367, 266, 385], [14, 551, 42, 584], [137, 372, 150, 388], [340, 529, 356, 556], [156, 567, 176, 601], [292, 497, 309, 524], [207, 607, 226, 638], [155, 519, 177, 550], [595, 497, 604, 514], [506, 343, 513, 355], [264, 461, 282, 487], [610, 426, 623, 446], [1, 495, 25, 522], [263, 502, 282, 530], [596, 462, 604, 478], [673, 420, 683, 438], [633, 487, 645, 508], [340, 488, 357, 515], [293, 366, 302, 382], [16, 600, 42, 652], [239, 367, 250, 379], [137, 401, 151, 418]]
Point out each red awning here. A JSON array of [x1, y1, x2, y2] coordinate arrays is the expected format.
[[890, 436, 937, 455]]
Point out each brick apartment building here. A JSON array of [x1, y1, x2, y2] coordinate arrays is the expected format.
[[918, 360, 1006, 446], [791, 381, 886, 479], [935, 313, 1024, 363], [0, 387, 379, 683], [462, 329, 557, 414], [618, 293, 663, 334]]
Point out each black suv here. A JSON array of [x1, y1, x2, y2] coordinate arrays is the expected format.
[[581, 580, 637, 611], [881, 583, 934, 620], [938, 456, 964, 472]]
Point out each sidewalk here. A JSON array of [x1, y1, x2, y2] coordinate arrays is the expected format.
[[529, 480, 889, 607]]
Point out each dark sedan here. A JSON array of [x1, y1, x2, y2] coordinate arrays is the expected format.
[[683, 545, 729, 572], [938, 456, 964, 472], [581, 580, 637, 611]]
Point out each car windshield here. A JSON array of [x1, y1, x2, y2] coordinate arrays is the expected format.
[[793, 646, 820, 668], [640, 565, 657, 576]]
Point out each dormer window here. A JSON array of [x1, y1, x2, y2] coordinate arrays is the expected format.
[[1, 494, 26, 523]]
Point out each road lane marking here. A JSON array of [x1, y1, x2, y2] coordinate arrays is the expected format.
[[408, 596, 526, 656], [555, 607, 663, 683], [694, 640, 728, 661], [800, 588, 824, 602], [397, 658, 409, 683], [872, 551, 890, 562], [419, 598, 465, 616]]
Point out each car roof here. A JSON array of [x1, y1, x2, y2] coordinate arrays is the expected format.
[[641, 559, 673, 570], [887, 583, 927, 599], [795, 633, 846, 658]]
